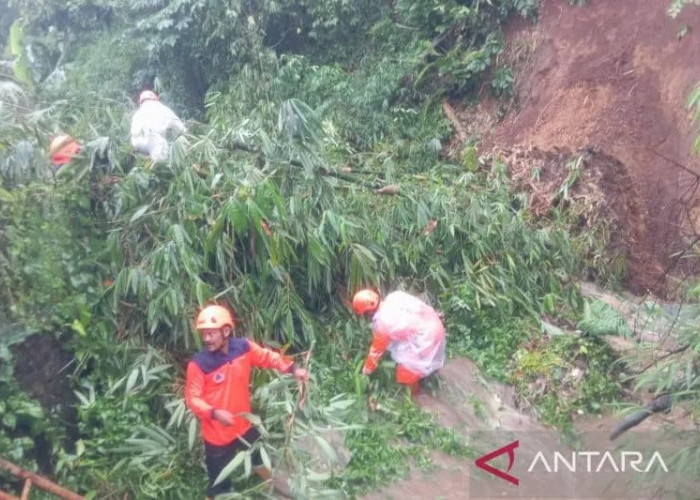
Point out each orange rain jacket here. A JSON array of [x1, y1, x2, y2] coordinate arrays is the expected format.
[[185, 338, 295, 446], [363, 291, 446, 377]]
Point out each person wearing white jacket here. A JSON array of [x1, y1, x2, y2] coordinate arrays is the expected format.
[[130, 90, 186, 162]]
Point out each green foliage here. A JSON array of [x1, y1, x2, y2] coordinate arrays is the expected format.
[[52, 342, 203, 498], [343, 427, 408, 487], [491, 66, 515, 97], [9, 0, 542, 121], [626, 298, 700, 483], [512, 335, 621, 430], [686, 85, 700, 154], [0, 181, 104, 329], [61, 31, 144, 102], [298, 319, 472, 495], [664, 9, 700, 477], [0, 343, 51, 467], [8, 19, 34, 89], [101, 144, 343, 348], [576, 299, 632, 337], [438, 162, 583, 379], [339, 397, 470, 494], [668, 0, 700, 18]]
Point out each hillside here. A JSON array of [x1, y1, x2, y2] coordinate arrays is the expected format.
[[490, 0, 700, 294]]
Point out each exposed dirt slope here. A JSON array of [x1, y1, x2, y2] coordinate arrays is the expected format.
[[488, 0, 700, 294], [501, 147, 644, 285]]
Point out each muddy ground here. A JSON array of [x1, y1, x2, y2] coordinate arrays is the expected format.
[[454, 0, 700, 296], [365, 353, 694, 500]]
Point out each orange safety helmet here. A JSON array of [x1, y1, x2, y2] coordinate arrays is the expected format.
[[139, 90, 159, 105], [352, 289, 380, 315], [49, 135, 80, 165], [195, 304, 234, 330]]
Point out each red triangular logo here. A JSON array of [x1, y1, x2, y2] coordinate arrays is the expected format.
[[475, 440, 519, 486]]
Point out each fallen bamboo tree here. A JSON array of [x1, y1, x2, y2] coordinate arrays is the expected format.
[[228, 141, 398, 193]]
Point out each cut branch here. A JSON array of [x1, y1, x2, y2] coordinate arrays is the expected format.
[[376, 184, 400, 195], [442, 100, 468, 144]]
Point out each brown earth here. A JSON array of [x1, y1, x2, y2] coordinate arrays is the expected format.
[[498, 147, 645, 286], [471, 0, 700, 295]]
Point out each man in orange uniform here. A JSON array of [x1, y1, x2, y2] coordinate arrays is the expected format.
[[352, 289, 446, 397], [185, 304, 308, 498]]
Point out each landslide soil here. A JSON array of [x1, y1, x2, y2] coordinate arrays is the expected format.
[[483, 0, 700, 295]]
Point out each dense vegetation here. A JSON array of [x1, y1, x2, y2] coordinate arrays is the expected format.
[[1, 0, 698, 497]]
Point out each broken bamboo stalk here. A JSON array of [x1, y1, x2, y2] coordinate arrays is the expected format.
[[20, 479, 30, 500], [442, 100, 468, 144], [0, 457, 84, 500]]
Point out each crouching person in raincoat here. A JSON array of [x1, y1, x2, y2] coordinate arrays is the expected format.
[[130, 90, 186, 162], [352, 289, 446, 397]]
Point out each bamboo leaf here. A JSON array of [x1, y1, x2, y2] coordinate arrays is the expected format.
[[313, 435, 339, 463], [188, 417, 198, 451], [126, 368, 139, 393], [130, 205, 151, 223]]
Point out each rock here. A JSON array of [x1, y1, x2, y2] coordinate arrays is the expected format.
[[293, 429, 351, 472]]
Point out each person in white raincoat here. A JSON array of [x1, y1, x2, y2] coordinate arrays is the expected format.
[[352, 289, 446, 396], [130, 90, 186, 162]]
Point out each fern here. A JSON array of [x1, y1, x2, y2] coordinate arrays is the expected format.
[[576, 299, 632, 337]]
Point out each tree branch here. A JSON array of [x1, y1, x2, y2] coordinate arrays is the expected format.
[[647, 146, 700, 178], [628, 343, 691, 375]]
